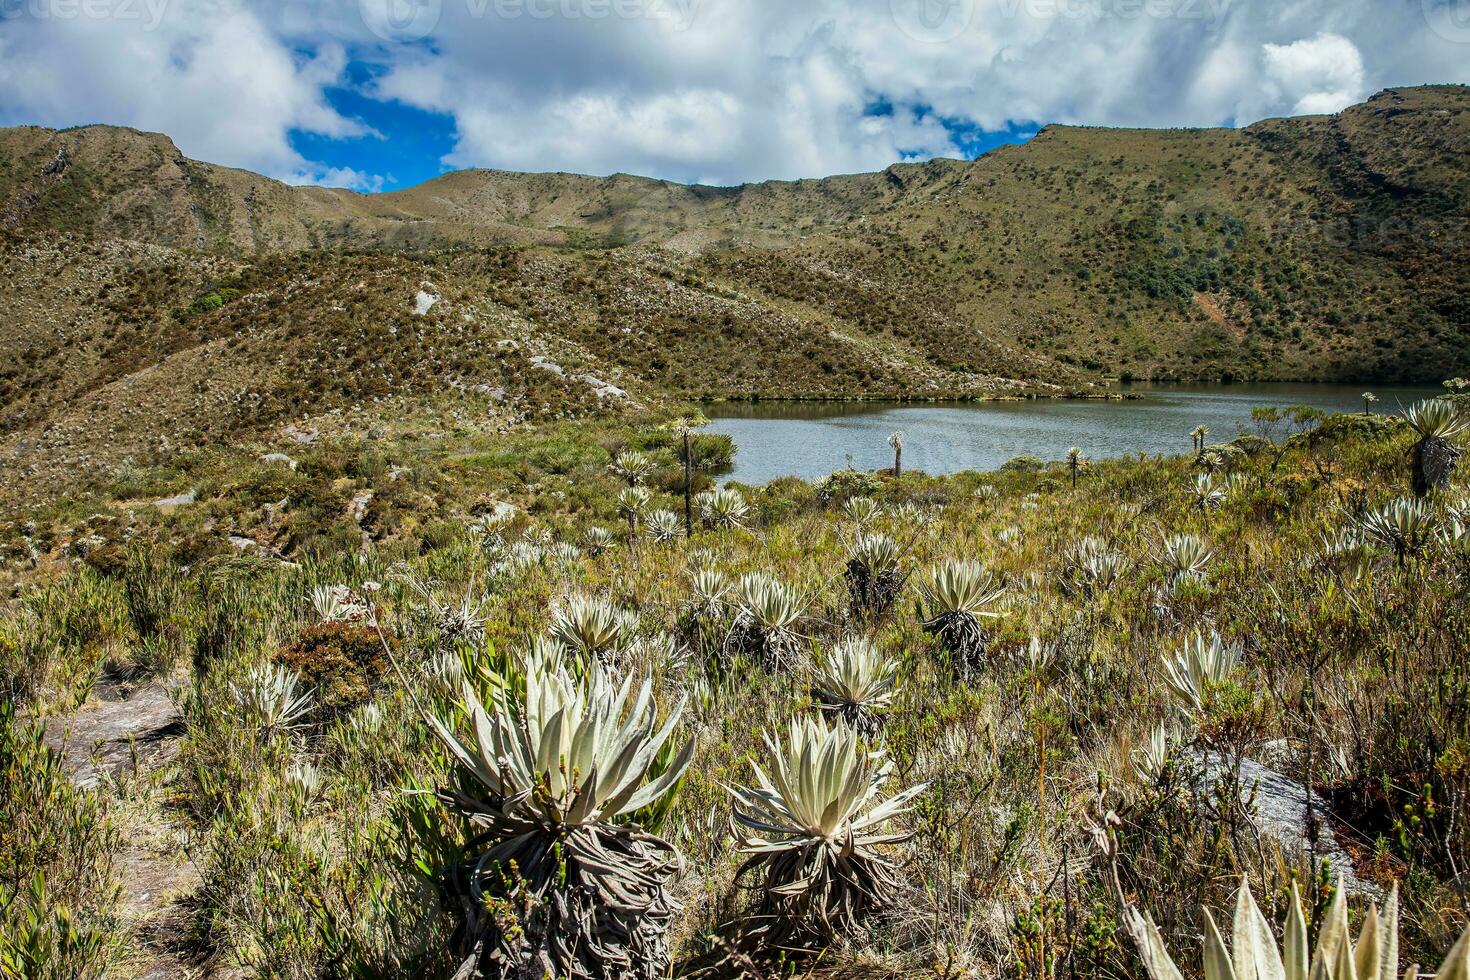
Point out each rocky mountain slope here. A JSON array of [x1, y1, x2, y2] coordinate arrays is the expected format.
[[0, 85, 1467, 502]]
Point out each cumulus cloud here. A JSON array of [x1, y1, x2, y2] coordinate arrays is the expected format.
[[0, 0, 1467, 185], [286, 165, 388, 193], [1261, 33, 1366, 116], [0, 0, 368, 180]]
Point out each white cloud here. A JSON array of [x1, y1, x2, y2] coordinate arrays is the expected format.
[[1, 0, 1468, 185], [287, 165, 388, 193], [1261, 33, 1366, 116], [0, 0, 366, 180]]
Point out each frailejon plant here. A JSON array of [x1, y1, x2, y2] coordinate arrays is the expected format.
[[644, 509, 682, 543], [1449, 493, 1470, 534], [1062, 536, 1126, 597], [697, 487, 750, 529], [230, 662, 315, 737], [688, 567, 730, 621], [888, 501, 928, 527], [920, 559, 1006, 681], [1191, 424, 1210, 455], [618, 486, 651, 536], [621, 631, 684, 673], [548, 595, 632, 665], [518, 635, 574, 684], [1066, 446, 1087, 488], [492, 540, 544, 581], [1131, 723, 1177, 786], [811, 637, 898, 735], [843, 496, 882, 525], [1157, 534, 1214, 587], [1314, 526, 1371, 582], [426, 658, 693, 980], [609, 449, 655, 487], [844, 532, 907, 621], [286, 760, 325, 809], [309, 584, 371, 625], [680, 567, 730, 657], [425, 649, 466, 702], [728, 716, 926, 946], [727, 572, 807, 670], [1123, 877, 1470, 980], [1402, 398, 1468, 496], [1360, 496, 1440, 567], [584, 525, 617, 557], [405, 577, 487, 649], [1192, 473, 1226, 511], [1160, 629, 1242, 715]]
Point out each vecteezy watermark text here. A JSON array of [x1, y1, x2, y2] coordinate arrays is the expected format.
[[997, 0, 1232, 27], [0, 0, 170, 30], [359, 0, 700, 43], [891, 0, 1231, 43]]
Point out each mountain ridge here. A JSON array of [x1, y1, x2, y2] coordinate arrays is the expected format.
[[1, 85, 1467, 503], [5, 85, 1468, 253]]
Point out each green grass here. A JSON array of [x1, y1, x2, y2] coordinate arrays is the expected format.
[[4, 403, 1470, 977]]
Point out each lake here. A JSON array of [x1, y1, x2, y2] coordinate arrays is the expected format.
[[705, 383, 1442, 485]]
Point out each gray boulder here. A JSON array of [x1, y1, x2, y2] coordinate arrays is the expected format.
[[1196, 752, 1369, 894]]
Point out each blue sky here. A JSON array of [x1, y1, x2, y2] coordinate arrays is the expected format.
[[2, 0, 1468, 193], [292, 65, 460, 191], [296, 82, 1039, 191]]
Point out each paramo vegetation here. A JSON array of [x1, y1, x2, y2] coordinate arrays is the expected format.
[[5, 390, 1470, 979]]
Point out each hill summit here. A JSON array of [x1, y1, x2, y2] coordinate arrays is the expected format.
[[1, 85, 1467, 498]]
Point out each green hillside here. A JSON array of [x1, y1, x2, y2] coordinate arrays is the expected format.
[[1, 86, 1467, 502]]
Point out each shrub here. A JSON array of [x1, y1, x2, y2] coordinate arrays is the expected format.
[[0, 702, 121, 979], [274, 622, 390, 718], [1227, 433, 1271, 456], [1000, 454, 1046, 473], [814, 468, 882, 505]]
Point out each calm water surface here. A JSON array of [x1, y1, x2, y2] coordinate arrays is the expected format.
[[706, 383, 1440, 484]]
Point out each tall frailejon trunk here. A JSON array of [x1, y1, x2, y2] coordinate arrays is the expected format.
[[682, 430, 694, 539], [893, 445, 901, 478], [1413, 436, 1459, 496]]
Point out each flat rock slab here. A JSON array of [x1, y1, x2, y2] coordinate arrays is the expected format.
[[1197, 752, 1369, 894], [43, 681, 183, 788], [150, 490, 196, 508]]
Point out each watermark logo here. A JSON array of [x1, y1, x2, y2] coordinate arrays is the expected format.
[[890, 0, 975, 43], [1423, 0, 1470, 43], [360, 0, 442, 42]]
